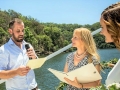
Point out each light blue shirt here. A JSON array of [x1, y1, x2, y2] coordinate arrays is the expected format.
[[0, 38, 37, 90]]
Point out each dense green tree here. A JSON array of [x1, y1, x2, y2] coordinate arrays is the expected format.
[[0, 27, 8, 45], [0, 9, 116, 57], [36, 35, 53, 53], [24, 27, 38, 47]]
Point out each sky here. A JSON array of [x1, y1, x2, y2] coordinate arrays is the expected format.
[[0, 0, 120, 25]]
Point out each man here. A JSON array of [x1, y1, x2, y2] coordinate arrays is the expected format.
[[0, 18, 39, 90]]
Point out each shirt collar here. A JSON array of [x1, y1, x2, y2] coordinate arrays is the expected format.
[[7, 38, 26, 46]]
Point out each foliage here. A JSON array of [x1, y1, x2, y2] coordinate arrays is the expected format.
[[90, 83, 120, 90], [0, 9, 116, 56], [55, 82, 68, 90], [56, 82, 120, 90], [101, 58, 118, 70]]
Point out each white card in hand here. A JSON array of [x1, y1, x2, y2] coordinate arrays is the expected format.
[[27, 58, 46, 69], [48, 63, 102, 83]]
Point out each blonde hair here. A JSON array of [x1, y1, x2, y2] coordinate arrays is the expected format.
[[74, 28, 100, 63], [102, 2, 120, 49]]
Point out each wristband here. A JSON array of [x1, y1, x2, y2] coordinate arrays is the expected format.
[[80, 83, 83, 88]]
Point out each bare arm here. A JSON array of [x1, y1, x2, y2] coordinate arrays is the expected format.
[[64, 62, 68, 73], [0, 66, 30, 79], [0, 69, 18, 79]]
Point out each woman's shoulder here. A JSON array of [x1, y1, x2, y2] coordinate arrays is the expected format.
[[66, 52, 74, 59], [91, 56, 100, 65], [66, 52, 74, 62]]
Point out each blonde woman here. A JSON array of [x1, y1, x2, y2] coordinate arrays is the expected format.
[[64, 28, 101, 90], [100, 2, 120, 86]]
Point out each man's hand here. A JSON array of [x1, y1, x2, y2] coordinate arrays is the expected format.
[[16, 66, 31, 76], [26, 48, 36, 59], [108, 63, 114, 67]]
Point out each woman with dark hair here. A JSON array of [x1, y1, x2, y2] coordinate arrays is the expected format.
[[100, 2, 120, 86]]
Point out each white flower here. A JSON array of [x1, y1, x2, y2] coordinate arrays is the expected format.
[[107, 83, 120, 89]]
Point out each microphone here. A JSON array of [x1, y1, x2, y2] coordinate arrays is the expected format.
[[25, 44, 32, 60]]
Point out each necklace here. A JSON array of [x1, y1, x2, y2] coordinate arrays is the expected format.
[[75, 50, 86, 59]]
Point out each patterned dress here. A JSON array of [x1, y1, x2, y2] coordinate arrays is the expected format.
[[66, 52, 100, 90]]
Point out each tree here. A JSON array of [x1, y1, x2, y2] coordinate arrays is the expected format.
[[0, 27, 8, 45], [36, 35, 53, 53], [24, 27, 38, 47]]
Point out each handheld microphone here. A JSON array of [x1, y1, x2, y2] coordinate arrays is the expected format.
[[25, 44, 32, 60]]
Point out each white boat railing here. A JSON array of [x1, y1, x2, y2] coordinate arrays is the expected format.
[[0, 28, 101, 84]]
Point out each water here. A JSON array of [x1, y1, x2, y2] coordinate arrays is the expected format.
[[0, 49, 120, 90]]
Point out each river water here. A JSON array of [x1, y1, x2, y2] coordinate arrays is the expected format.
[[0, 49, 120, 90]]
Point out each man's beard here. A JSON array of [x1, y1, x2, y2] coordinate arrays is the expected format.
[[13, 33, 24, 42]]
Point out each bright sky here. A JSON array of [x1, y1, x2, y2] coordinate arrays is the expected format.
[[0, 0, 120, 25]]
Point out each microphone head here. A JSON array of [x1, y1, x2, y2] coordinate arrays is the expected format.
[[25, 44, 32, 59], [25, 44, 30, 50]]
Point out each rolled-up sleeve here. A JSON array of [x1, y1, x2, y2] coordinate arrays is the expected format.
[[0, 47, 8, 71]]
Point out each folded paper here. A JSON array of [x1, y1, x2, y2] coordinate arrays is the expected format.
[[48, 63, 102, 84], [26, 58, 46, 69]]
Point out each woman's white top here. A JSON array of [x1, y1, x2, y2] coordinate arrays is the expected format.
[[106, 59, 120, 86]]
